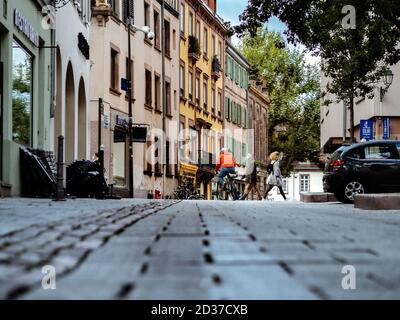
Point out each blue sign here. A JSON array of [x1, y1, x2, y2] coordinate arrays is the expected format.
[[383, 117, 390, 140], [360, 119, 374, 141], [121, 78, 130, 92], [104, 114, 109, 129]]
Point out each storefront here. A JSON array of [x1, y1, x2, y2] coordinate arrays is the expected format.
[[0, 1, 52, 196]]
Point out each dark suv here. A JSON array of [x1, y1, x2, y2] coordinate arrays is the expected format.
[[323, 140, 400, 203]]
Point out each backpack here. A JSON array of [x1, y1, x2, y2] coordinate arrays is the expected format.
[[267, 161, 274, 174]]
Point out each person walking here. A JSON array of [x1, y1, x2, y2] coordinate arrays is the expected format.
[[264, 151, 287, 200], [240, 153, 262, 200]]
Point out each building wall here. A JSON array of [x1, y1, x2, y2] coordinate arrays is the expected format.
[[90, 0, 179, 198], [0, 0, 52, 196], [52, 1, 91, 164], [179, 0, 227, 199], [321, 63, 400, 151]]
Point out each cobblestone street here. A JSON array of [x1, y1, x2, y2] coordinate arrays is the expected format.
[[1, 199, 400, 299]]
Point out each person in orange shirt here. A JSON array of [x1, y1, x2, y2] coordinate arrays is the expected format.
[[216, 148, 237, 187]]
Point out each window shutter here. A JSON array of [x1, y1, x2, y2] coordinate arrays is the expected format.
[[241, 106, 245, 128], [230, 100, 234, 122], [246, 108, 249, 128], [225, 97, 230, 120]]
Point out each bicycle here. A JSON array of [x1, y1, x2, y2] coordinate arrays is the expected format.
[[216, 172, 241, 200]]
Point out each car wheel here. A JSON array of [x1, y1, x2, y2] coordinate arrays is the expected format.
[[342, 180, 366, 203]]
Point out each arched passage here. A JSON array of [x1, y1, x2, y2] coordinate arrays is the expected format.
[[77, 78, 87, 159], [54, 46, 62, 151], [65, 62, 75, 164]]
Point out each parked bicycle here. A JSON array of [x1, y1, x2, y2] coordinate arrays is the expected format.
[[172, 179, 205, 200]]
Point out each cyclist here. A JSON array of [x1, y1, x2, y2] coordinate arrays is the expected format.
[[216, 148, 237, 192]]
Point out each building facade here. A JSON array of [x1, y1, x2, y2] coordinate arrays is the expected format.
[[248, 78, 269, 198], [90, 0, 180, 198], [0, 0, 52, 196], [53, 0, 91, 166], [321, 64, 400, 153], [224, 40, 250, 194], [179, 0, 227, 199]]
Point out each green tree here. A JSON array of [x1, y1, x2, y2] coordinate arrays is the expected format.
[[241, 28, 321, 175], [237, 0, 400, 142]]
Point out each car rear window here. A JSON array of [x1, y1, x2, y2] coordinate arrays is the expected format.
[[344, 147, 363, 159], [364, 145, 394, 159]]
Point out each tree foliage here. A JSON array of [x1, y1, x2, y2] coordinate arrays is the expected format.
[[240, 29, 321, 175], [236, 0, 400, 142]]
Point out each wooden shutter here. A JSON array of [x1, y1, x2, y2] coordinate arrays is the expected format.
[[225, 97, 229, 119]]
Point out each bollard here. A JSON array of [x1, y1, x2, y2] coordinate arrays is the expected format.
[[54, 135, 66, 201]]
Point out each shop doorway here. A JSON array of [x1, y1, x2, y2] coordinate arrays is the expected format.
[[65, 62, 75, 164], [112, 129, 127, 187], [77, 77, 87, 159]]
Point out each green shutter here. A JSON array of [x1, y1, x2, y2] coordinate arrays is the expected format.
[[230, 101, 234, 122], [246, 108, 249, 128], [225, 97, 229, 119], [241, 107, 245, 128]]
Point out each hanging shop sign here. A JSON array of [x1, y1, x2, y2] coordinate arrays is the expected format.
[[14, 9, 39, 47], [383, 117, 390, 140], [131, 126, 147, 143], [360, 119, 374, 141], [78, 33, 90, 60], [116, 115, 130, 129]]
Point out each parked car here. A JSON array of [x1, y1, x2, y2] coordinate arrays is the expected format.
[[323, 140, 400, 203]]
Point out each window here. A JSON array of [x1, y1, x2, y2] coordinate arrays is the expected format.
[[179, 120, 185, 160], [12, 41, 32, 146], [203, 77, 208, 110], [211, 87, 215, 114], [154, 74, 161, 111], [179, 63, 185, 97], [203, 27, 208, 57], [110, 47, 119, 90], [364, 144, 394, 160], [211, 34, 215, 57], [196, 71, 201, 107], [154, 136, 162, 174], [217, 91, 222, 117], [145, 69, 152, 107], [165, 20, 171, 57], [218, 40, 222, 62], [180, 3, 185, 34], [122, 0, 134, 24], [166, 80, 171, 115], [189, 11, 194, 36], [166, 140, 172, 175], [153, 10, 160, 48], [108, 0, 120, 17], [113, 129, 126, 186], [196, 20, 201, 42], [300, 175, 310, 192], [188, 69, 194, 102], [189, 127, 198, 163], [3, 0, 7, 18], [144, 1, 150, 28], [345, 147, 363, 159]]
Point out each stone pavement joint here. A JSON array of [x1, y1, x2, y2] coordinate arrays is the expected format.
[[0, 200, 179, 299]]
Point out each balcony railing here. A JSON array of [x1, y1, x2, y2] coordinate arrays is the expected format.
[[211, 56, 222, 80]]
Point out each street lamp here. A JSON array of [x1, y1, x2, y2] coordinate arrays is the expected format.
[[125, 0, 154, 198], [380, 68, 394, 102]]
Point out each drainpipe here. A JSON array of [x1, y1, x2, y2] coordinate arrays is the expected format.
[[161, 0, 166, 198]]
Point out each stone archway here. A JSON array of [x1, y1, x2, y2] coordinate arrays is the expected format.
[[54, 46, 62, 152], [65, 62, 75, 164], [77, 77, 87, 159]]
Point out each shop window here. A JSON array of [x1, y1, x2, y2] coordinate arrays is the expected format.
[[113, 129, 126, 186], [12, 41, 32, 146]]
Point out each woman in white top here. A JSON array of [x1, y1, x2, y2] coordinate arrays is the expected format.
[[264, 151, 287, 200]]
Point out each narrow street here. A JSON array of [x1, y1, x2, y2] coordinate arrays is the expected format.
[[1, 199, 400, 299]]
